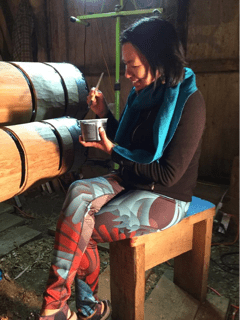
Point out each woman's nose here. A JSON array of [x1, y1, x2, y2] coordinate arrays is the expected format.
[[125, 65, 131, 78]]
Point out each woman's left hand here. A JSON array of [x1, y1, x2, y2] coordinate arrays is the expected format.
[[79, 127, 115, 155]]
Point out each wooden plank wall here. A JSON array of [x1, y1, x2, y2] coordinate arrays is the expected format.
[[0, 0, 48, 61], [187, 0, 239, 182], [0, 0, 14, 60]]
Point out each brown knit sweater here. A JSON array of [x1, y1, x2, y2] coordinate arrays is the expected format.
[[106, 90, 206, 202]]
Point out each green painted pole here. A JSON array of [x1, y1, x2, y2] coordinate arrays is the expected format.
[[114, 2, 123, 170], [74, 8, 162, 22], [115, 3, 122, 121]]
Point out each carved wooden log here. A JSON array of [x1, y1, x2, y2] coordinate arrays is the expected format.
[[42, 118, 75, 176], [0, 62, 89, 126], [45, 63, 89, 120], [0, 62, 32, 126], [49, 117, 87, 172], [4, 122, 60, 195], [0, 117, 86, 202], [0, 129, 22, 201]]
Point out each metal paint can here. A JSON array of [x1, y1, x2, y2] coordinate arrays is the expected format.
[[79, 118, 108, 141]]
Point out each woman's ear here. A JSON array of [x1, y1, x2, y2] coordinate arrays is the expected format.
[[155, 69, 161, 80], [156, 68, 166, 84], [153, 68, 162, 90]]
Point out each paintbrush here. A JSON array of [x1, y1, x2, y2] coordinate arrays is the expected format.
[[88, 72, 104, 108]]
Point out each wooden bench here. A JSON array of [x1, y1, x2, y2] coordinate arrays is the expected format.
[[109, 196, 215, 320]]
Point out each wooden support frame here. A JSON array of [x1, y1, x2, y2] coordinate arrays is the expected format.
[[174, 215, 214, 302], [109, 207, 215, 320], [110, 240, 145, 320]]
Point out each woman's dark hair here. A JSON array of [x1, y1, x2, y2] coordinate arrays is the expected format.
[[120, 16, 187, 87]]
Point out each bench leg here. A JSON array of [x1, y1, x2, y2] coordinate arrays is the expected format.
[[109, 239, 145, 320], [174, 217, 214, 302]]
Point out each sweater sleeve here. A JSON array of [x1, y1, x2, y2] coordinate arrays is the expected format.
[[111, 90, 206, 187], [95, 108, 118, 140], [105, 109, 119, 141]]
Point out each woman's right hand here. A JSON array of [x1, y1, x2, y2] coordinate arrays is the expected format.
[[87, 87, 109, 118]]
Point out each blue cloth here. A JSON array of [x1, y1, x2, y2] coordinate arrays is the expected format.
[[186, 196, 215, 217], [75, 278, 98, 316], [113, 67, 198, 164]]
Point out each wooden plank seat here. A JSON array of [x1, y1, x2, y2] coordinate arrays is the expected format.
[[109, 196, 216, 320]]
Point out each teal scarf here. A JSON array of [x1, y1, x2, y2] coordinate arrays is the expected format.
[[113, 67, 197, 164]]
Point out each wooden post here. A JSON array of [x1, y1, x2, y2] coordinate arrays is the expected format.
[[174, 216, 214, 302], [110, 239, 145, 320], [230, 156, 240, 219], [0, 7, 12, 55]]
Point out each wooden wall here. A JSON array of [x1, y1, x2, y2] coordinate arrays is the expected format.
[[187, 0, 239, 182], [0, 0, 239, 183], [0, 0, 48, 61]]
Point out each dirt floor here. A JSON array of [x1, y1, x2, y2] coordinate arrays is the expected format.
[[0, 180, 239, 320]]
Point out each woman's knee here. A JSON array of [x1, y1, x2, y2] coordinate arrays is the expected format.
[[65, 179, 95, 203]]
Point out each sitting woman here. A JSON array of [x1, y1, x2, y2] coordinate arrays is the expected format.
[[38, 16, 206, 320]]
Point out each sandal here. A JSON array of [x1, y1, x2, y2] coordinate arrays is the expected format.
[[77, 300, 111, 320], [37, 304, 77, 320]]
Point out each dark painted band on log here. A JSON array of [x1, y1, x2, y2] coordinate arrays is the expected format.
[[41, 121, 63, 171], [44, 62, 69, 116], [4, 129, 26, 188], [9, 62, 36, 122]]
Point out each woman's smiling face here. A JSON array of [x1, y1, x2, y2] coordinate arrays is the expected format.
[[122, 42, 157, 92]]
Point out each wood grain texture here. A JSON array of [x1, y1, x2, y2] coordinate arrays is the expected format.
[[110, 240, 145, 320], [174, 216, 214, 302], [130, 220, 193, 271], [10, 62, 66, 121], [196, 72, 239, 181], [0, 62, 32, 125], [29, 0, 49, 61], [46, 0, 68, 62], [0, 7, 12, 55], [189, 58, 239, 73], [45, 62, 89, 120], [186, 0, 239, 182], [1, 61, 88, 125], [0, 225, 41, 258], [187, 0, 238, 61], [42, 118, 74, 175], [5, 122, 60, 194], [0, 213, 24, 233], [0, 129, 22, 202]]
